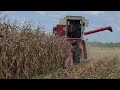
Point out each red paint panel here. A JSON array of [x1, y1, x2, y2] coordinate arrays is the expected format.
[[53, 25, 66, 37], [64, 49, 73, 68], [82, 40, 87, 59]]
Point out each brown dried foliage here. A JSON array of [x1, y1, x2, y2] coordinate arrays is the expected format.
[[0, 18, 70, 79], [42, 48, 120, 79]]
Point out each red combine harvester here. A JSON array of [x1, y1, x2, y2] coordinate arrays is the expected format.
[[53, 16, 113, 68]]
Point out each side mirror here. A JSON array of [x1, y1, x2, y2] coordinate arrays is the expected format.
[[84, 19, 89, 27]]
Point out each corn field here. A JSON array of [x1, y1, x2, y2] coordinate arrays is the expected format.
[[42, 51, 120, 79], [0, 13, 120, 79], [0, 14, 71, 79]]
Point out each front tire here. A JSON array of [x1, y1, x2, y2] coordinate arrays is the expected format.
[[72, 43, 83, 65]]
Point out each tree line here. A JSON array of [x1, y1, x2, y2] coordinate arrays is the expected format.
[[87, 42, 120, 48]]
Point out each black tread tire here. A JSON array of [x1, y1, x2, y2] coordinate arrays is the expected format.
[[72, 43, 83, 65]]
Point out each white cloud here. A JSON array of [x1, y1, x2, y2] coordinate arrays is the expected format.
[[4, 11, 10, 14], [35, 11, 105, 18], [103, 16, 120, 32], [84, 11, 105, 16], [2, 11, 18, 16], [35, 11, 47, 16], [9, 16, 29, 26], [47, 13, 60, 18]]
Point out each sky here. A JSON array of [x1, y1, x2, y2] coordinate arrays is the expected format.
[[2, 11, 120, 43]]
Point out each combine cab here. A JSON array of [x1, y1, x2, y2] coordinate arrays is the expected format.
[[53, 16, 113, 68]]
